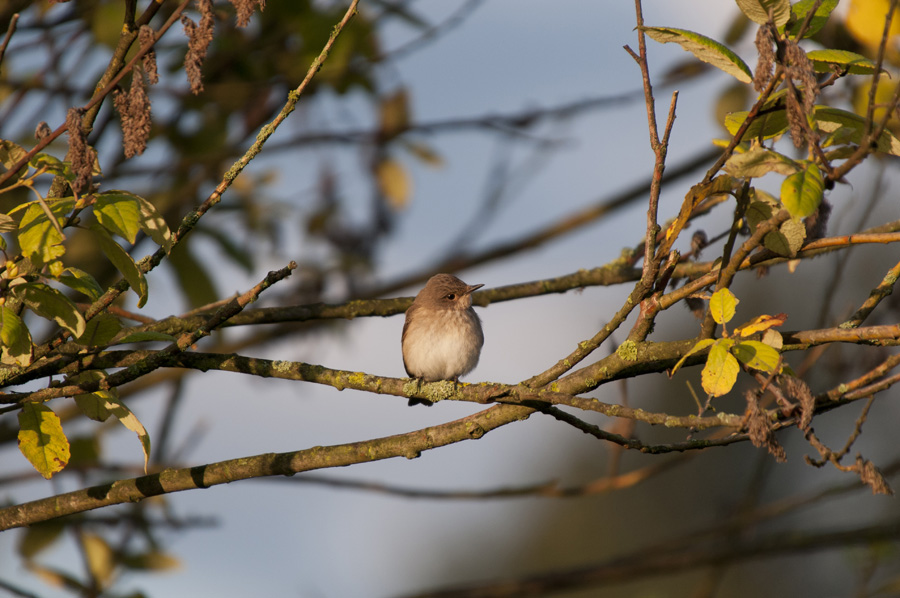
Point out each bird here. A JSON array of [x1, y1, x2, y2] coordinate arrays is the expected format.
[[401, 273, 484, 406]]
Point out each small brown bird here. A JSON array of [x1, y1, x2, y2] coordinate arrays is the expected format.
[[402, 273, 484, 406]]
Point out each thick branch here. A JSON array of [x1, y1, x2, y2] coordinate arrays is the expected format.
[[0, 403, 532, 530]]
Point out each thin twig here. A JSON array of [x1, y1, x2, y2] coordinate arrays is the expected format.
[[0, 1, 190, 189], [0, 13, 19, 74]]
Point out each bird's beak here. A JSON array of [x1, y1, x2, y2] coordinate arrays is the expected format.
[[465, 283, 484, 296]]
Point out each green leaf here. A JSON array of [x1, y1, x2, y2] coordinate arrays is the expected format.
[[745, 196, 777, 230], [724, 146, 800, 178], [18, 403, 70, 479], [75, 313, 123, 347], [0, 306, 33, 366], [94, 191, 142, 244], [781, 163, 823, 219], [91, 223, 149, 308], [74, 391, 151, 473], [12, 282, 86, 338], [56, 267, 104, 300], [116, 331, 177, 344], [671, 338, 716, 376], [733, 340, 782, 373], [17, 199, 74, 266], [0, 140, 28, 184], [0, 213, 17, 233], [134, 194, 173, 253], [642, 26, 752, 83], [788, 0, 839, 38], [736, 0, 790, 27], [764, 218, 806, 257], [710, 288, 739, 325], [807, 49, 880, 75], [702, 340, 740, 397], [814, 106, 900, 156], [724, 109, 789, 141], [30, 153, 73, 180]]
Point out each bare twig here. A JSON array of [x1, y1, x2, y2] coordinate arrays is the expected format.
[[0, 13, 19, 74], [0, 1, 190, 189]]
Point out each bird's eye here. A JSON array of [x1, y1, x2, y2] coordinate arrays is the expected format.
[[445, 293, 456, 301]]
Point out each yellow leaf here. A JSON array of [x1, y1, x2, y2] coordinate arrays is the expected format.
[[734, 313, 788, 337], [17, 403, 70, 479], [403, 139, 444, 168], [762, 328, 783, 349], [82, 534, 114, 587], [846, 0, 900, 63], [733, 340, 782, 373], [671, 338, 716, 377], [702, 340, 740, 397], [120, 550, 182, 571], [710, 288, 738, 325], [75, 390, 151, 473], [379, 88, 410, 139], [376, 159, 412, 210]]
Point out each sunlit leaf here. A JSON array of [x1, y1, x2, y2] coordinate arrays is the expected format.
[[0, 306, 33, 366], [671, 338, 716, 376], [807, 49, 881, 75], [724, 109, 789, 141], [762, 328, 784, 349], [375, 158, 412, 209], [75, 391, 151, 473], [82, 534, 115, 587], [56, 267, 104, 301], [0, 213, 16, 233], [734, 313, 788, 337], [764, 218, 806, 257], [18, 200, 74, 266], [0, 139, 28, 183], [18, 403, 70, 479], [134, 194, 173, 253], [788, 0, 839, 38], [379, 87, 410, 140], [710, 288, 738, 325], [91, 223, 148, 308], [781, 163, 823, 219], [642, 26, 752, 83], [75, 313, 123, 347], [402, 139, 444, 168], [12, 282, 86, 338], [724, 146, 799, 178], [733, 340, 782, 372], [94, 191, 142, 244], [736, 0, 790, 26], [120, 550, 182, 571], [29, 152, 70, 178], [702, 340, 740, 397], [845, 0, 900, 52], [814, 106, 900, 156]]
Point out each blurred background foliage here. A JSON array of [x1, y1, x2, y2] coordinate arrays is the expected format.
[[2, 0, 900, 597]]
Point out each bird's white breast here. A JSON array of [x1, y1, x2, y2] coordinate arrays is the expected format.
[[402, 307, 483, 381]]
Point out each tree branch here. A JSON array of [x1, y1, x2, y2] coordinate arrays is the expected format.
[[0, 403, 533, 530]]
